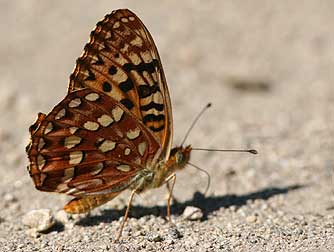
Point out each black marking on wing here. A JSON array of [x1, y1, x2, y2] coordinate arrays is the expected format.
[[140, 101, 164, 111], [149, 125, 165, 132], [122, 59, 159, 74], [85, 69, 96, 81], [119, 78, 135, 92], [92, 55, 104, 65], [108, 65, 117, 75], [120, 98, 134, 110], [102, 81, 112, 92], [138, 84, 160, 99], [143, 114, 165, 123]]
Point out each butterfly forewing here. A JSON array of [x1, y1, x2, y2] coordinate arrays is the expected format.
[[68, 9, 173, 160], [27, 88, 161, 197]]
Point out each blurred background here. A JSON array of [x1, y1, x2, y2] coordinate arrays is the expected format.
[[0, 0, 333, 249]]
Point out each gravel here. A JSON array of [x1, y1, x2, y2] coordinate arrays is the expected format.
[[0, 1, 333, 251]]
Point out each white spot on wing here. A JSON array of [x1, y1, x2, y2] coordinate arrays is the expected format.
[[38, 138, 45, 151], [44, 122, 53, 135], [64, 167, 75, 181], [84, 121, 99, 131], [112, 107, 124, 122], [121, 17, 128, 23], [90, 163, 104, 175], [130, 36, 143, 47], [69, 98, 81, 108], [153, 91, 163, 104], [138, 142, 147, 156], [55, 109, 66, 120], [128, 52, 141, 65], [113, 21, 120, 29], [64, 135, 82, 149], [116, 164, 131, 172], [97, 114, 114, 127], [126, 128, 141, 140], [73, 179, 103, 190], [69, 151, 83, 165], [111, 69, 127, 83], [69, 127, 78, 134], [105, 31, 112, 39], [85, 93, 100, 101], [124, 148, 131, 156], [98, 140, 116, 153], [37, 154, 45, 170], [140, 51, 152, 63], [129, 16, 135, 21]]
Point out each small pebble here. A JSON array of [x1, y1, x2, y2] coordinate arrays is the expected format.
[[246, 215, 257, 223], [22, 209, 55, 232], [182, 206, 203, 220]]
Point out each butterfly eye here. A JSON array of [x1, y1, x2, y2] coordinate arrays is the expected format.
[[176, 152, 184, 164]]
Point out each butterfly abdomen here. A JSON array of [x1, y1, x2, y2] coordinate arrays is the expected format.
[[64, 192, 120, 213]]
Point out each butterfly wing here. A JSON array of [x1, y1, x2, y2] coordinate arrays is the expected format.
[[26, 88, 161, 197], [68, 9, 173, 161]]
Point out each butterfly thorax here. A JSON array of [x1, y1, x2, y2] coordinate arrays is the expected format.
[[129, 145, 192, 193]]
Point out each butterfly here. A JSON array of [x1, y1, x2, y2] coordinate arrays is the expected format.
[[26, 9, 191, 241], [26, 9, 257, 241]]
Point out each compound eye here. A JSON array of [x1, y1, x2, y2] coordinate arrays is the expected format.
[[176, 152, 184, 164]]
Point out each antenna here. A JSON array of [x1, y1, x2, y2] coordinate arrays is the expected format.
[[187, 162, 211, 195], [192, 148, 258, 155], [181, 103, 212, 146]]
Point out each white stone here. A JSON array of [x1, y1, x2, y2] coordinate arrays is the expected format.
[[22, 209, 55, 232], [182, 206, 203, 221]]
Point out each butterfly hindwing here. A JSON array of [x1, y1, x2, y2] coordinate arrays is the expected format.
[[27, 88, 160, 197]]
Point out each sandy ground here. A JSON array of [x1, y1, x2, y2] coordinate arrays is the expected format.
[[0, 1, 333, 251]]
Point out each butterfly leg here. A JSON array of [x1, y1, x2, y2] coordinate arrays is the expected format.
[[165, 173, 176, 223], [115, 189, 137, 242]]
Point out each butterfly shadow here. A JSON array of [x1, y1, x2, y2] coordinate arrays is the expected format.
[[76, 184, 304, 227]]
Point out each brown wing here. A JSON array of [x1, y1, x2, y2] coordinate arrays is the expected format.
[[26, 88, 160, 197], [68, 9, 173, 161]]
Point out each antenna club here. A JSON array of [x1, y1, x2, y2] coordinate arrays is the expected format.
[[249, 149, 258, 155], [206, 103, 212, 108]]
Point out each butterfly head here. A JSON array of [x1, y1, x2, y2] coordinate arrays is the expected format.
[[168, 145, 192, 171]]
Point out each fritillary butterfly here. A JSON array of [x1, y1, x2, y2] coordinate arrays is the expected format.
[[26, 9, 189, 240]]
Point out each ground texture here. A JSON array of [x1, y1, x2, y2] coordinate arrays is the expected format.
[[0, 1, 333, 251]]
